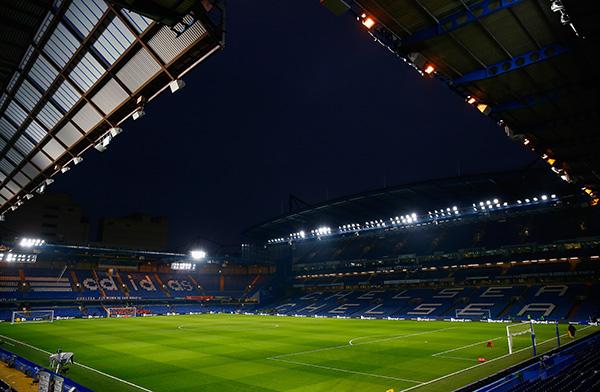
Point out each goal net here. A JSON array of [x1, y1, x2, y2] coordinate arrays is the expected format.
[[106, 307, 137, 318], [11, 310, 54, 324], [506, 321, 536, 355]]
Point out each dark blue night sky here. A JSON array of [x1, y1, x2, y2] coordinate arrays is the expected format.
[[51, 0, 535, 249]]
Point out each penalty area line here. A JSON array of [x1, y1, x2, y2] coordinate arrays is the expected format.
[[431, 336, 504, 357], [268, 357, 424, 384], [0, 334, 153, 392], [399, 325, 593, 392], [270, 326, 456, 360]]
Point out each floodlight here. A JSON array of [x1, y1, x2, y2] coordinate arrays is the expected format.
[[361, 15, 376, 29], [132, 108, 145, 120], [25, 194, 34, 200], [73, 156, 83, 165], [45, 178, 54, 186], [424, 65, 435, 75], [94, 143, 107, 152], [169, 79, 186, 93], [551, 194, 557, 199], [477, 103, 491, 115], [109, 127, 123, 137], [60, 166, 70, 173], [493, 198, 499, 204], [541, 195, 548, 201], [550, 1, 564, 12], [37, 185, 46, 194], [19, 238, 45, 248], [467, 96, 477, 104], [190, 250, 206, 260]]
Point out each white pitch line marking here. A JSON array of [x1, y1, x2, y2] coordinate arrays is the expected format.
[[266, 327, 457, 383], [433, 355, 477, 362], [0, 334, 153, 392], [432, 336, 504, 357], [270, 327, 456, 360], [398, 325, 593, 392], [268, 357, 424, 384], [348, 335, 377, 346], [352, 327, 457, 347], [177, 322, 280, 331]]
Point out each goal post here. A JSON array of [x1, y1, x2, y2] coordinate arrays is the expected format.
[[506, 321, 536, 355], [11, 310, 54, 324], [106, 307, 137, 318]]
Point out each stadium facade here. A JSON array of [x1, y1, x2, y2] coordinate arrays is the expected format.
[[1, 0, 600, 391]]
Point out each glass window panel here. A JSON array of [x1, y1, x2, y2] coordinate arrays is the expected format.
[[72, 103, 101, 133], [55, 122, 83, 147], [6, 148, 24, 166], [29, 56, 59, 91], [93, 17, 135, 65], [69, 51, 105, 92], [25, 120, 47, 143], [148, 16, 207, 64], [0, 187, 14, 200], [21, 162, 40, 179], [44, 22, 80, 68], [116, 48, 160, 93], [0, 117, 17, 140], [64, 0, 107, 38], [15, 135, 36, 155], [12, 172, 30, 188], [37, 101, 63, 129], [5, 101, 28, 128], [121, 9, 152, 33], [42, 138, 66, 160], [5, 181, 21, 195], [31, 151, 53, 170], [0, 159, 15, 175], [15, 80, 42, 112], [53, 79, 81, 112], [91, 78, 129, 114]]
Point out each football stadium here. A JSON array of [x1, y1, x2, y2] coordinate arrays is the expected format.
[[0, 0, 599, 391]]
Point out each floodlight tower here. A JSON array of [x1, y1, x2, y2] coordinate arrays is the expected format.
[[190, 249, 207, 261]]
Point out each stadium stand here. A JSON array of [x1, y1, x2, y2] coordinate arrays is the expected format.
[[462, 331, 600, 392]]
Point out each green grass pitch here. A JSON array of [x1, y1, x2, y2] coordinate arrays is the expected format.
[[0, 314, 596, 392]]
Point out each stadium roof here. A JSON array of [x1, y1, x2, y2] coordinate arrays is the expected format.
[[323, 0, 599, 199], [0, 0, 224, 215], [243, 169, 578, 241]]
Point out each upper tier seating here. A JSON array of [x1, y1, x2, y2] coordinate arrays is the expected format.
[[264, 283, 600, 322]]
